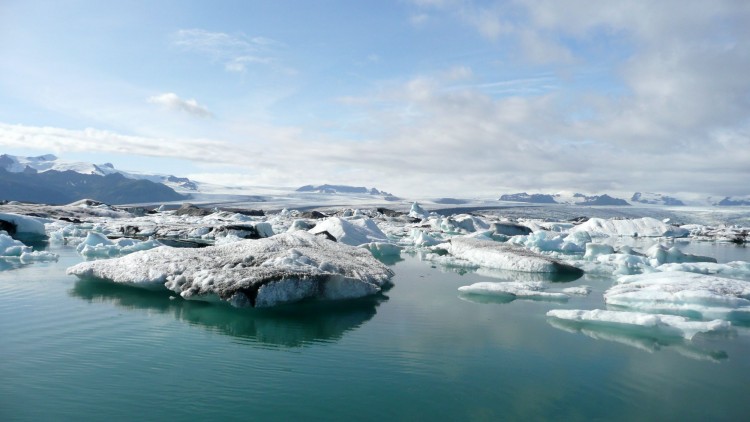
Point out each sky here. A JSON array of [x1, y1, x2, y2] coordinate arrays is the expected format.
[[0, 0, 749, 198]]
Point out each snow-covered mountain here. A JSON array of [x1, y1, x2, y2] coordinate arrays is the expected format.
[[499, 192, 630, 206], [0, 154, 198, 192], [0, 154, 190, 205], [713, 196, 750, 206], [296, 184, 398, 200], [631, 192, 685, 206]]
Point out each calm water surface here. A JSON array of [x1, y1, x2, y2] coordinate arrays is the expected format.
[[1, 242, 749, 421]]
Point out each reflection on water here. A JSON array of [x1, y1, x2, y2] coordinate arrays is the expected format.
[[70, 279, 386, 347], [0, 259, 24, 271], [547, 318, 730, 363], [458, 292, 568, 305]]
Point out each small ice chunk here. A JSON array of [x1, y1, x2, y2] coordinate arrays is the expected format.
[[562, 285, 592, 296], [0, 232, 58, 263], [408, 202, 429, 219], [546, 309, 731, 340], [360, 242, 402, 257], [646, 244, 716, 266], [406, 229, 443, 247], [75, 232, 163, 257], [584, 243, 615, 260]]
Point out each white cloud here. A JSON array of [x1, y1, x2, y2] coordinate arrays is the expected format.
[[172, 29, 281, 73], [147, 93, 212, 117]]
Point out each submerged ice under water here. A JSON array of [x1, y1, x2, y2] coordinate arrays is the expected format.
[[2, 203, 750, 420]]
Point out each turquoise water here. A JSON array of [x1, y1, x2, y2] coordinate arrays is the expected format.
[[2, 244, 750, 421]]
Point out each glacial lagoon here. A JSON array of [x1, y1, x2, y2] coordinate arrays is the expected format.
[[2, 241, 750, 421]]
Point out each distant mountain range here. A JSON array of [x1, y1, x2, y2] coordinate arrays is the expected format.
[[500, 191, 750, 207], [715, 197, 750, 206], [630, 192, 685, 206], [0, 154, 188, 205], [499, 192, 630, 206], [296, 184, 398, 200], [0, 154, 198, 191]]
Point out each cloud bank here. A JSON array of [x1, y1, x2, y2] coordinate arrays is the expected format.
[[147, 93, 212, 117]]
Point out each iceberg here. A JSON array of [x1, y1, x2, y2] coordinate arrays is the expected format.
[[308, 217, 388, 246], [67, 231, 394, 308], [446, 237, 584, 274], [0, 231, 58, 263], [0, 212, 48, 237], [569, 217, 688, 238], [408, 202, 429, 219], [546, 309, 731, 340], [657, 261, 750, 279], [489, 221, 532, 237], [605, 271, 750, 320], [359, 242, 402, 258], [646, 244, 716, 266], [75, 232, 163, 257], [507, 231, 584, 253], [458, 281, 569, 301]]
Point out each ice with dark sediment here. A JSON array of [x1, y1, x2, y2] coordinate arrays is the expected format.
[[445, 237, 584, 274], [67, 231, 394, 308]]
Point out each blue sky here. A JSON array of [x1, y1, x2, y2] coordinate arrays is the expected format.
[[1, 0, 749, 197]]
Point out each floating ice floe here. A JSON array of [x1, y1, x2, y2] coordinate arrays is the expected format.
[[562, 285, 592, 296], [605, 271, 750, 321], [458, 281, 569, 301], [568, 217, 688, 238], [75, 232, 164, 258], [445, 237, 584, 274], [546, 309, 731, 340], [308, 217, 388, 246], [657, 261, 750, 279], [67, 231, 394, 308], [0, 232, 58, 263]]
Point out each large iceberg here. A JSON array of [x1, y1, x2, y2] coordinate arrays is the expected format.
[[67, 231, 394, 308], [546, 309, 730, 340], [605, 271, 750, 321], [446, 237, 583, 274], [568, 217, 688, 238]]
